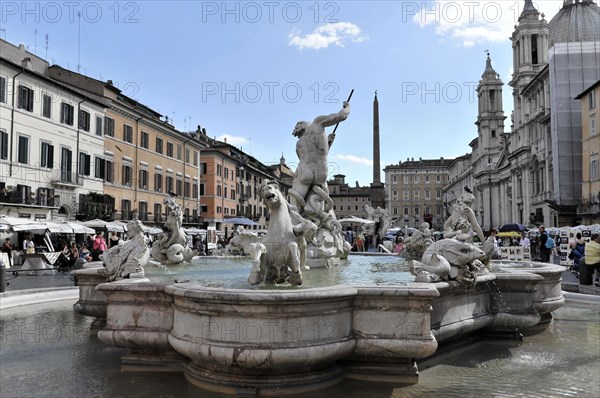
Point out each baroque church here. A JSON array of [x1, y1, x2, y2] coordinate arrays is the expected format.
[[446, 0, 600, 229]]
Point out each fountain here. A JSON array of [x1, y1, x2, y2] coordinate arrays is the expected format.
[[70, 103, 566, 396]]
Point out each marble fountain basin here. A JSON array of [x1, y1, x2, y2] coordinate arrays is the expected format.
[[72, 258, 566, 396]]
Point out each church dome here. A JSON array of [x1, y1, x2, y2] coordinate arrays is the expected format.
[[548, 0, 600, 47]]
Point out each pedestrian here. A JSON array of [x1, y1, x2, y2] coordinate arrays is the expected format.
[[584, 233, 600, 287], [109, 231, 120, 249], [93, 232, 107, 260], [22, 235, 33, 252], [538, 226, 552, 263], [2, 238, 13, 267], [519, 232, 530, 248]]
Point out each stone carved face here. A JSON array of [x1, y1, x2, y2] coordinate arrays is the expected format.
[[260, 181, 282, 209], [293, 121, 309, 137], [127, 219, 144, 235]]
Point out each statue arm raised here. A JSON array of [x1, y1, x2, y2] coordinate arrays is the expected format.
[[313, 102, 350, 127]]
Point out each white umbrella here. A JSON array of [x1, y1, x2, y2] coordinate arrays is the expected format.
[[45, 221, 74, 233], [81, 219, 109, 228], [337, 216, 375, 224], [64, 221, 96, 234]]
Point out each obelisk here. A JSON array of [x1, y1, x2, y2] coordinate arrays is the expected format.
[[371, 91, 385, 208]]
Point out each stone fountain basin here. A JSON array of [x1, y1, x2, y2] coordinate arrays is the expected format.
[[74, 259, 566, 395]]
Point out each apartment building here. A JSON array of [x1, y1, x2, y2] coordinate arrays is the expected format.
[[0, 43, 107, 221], [327, 174, 372, 220], [47, 66, 206, 225], [384, 158, 452, 230]]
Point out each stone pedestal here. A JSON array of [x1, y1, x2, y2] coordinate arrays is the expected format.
[[72, 267, 110, 334], [166, 284, 357, 395], [344, 285, 439, 384], [96, 281, 185, 372]]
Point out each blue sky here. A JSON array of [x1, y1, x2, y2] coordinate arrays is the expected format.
[[1, 1, 563, 185]]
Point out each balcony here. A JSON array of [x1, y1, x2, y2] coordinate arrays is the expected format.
[[50, 170, 83, 188], [0, 190, 57, 208]]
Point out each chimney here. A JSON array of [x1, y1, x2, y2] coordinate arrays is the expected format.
[[21, 57, 32, 69]]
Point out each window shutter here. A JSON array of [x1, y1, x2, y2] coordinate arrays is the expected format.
[[85, 154, 91, 175], [48, 145, 54, 167]]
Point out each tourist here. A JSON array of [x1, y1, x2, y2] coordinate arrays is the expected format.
[[584, 233, 600, 287], [394, 236, 404, 254], [109, 231, 120, 249], [538, 226, 552, 263], [79, 243, 93, 262], [2, 238, 13, 267], [519, 232, 530, 248], [93, 232, 107, 260], [68, 242, 79, 268], [22, 235, 33, 252]]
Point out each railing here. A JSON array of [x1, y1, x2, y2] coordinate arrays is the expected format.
[[0, 192, 56, 207], [50, 169, 83, 186]]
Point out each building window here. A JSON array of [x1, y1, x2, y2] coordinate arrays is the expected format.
[[156, 137, 163, 154], [166, 176, 174, 193], [79, 109, 91, 132], [414, 206, 419, 215], [591, 157, 599, 181], [40, 142, 54, 168], [403, 189, 409, 200], [60, 147, 72, 182], [95, 116, 103, 136], [193, 182, 199, 199], [403, 175, 408, 184], [193, 151, 199, 166], [79, 152, 91, 176], [17, 136, 29, 164], [436, 189, 442, 199], [177, 144, 182, 160], [589, 91, 596, 110], [176, 179, 182, 196], [42, 94, 52, 118], [167, 142, 174, 157], [18, 85, 34, 112], [122, 164, 132, 186], [425, 189, 430, 199], [154, 203, 162, 222], [413, 175, 419, 183], [140, 131, 149, 149], [404, 207, 409, 215], [105, 160, 114, 183], [413, 189, 419, 200], [0, 76, 6, 103], [591, 117, 597, 136], [155, 173, 163, 192], [139, 202, 148, 221], [184, 181, 191, 197], [104, 117, 115, 136], [139, 169, 148, 190], [0, 131, 8, 160], [186, 148, 190, 163], [217, 164, 222, 176], [121, 199, 131, 220], [61, 102, 74, 125], [94, 157, 105, 179], [123, 124, 133, 143], [200, 183, 205, 196]]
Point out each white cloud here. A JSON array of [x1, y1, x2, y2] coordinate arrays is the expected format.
[[217, 134, 248, 146], [288, 22, 368, 50], [412, 1, 561, 47], [334, 154, 373, 166]]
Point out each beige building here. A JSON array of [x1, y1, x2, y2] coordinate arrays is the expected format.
[[384, 158, 452, 230], [327, 175, 372, 220], [47, 66, 206, 225], [576, 80, 600, 224]]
